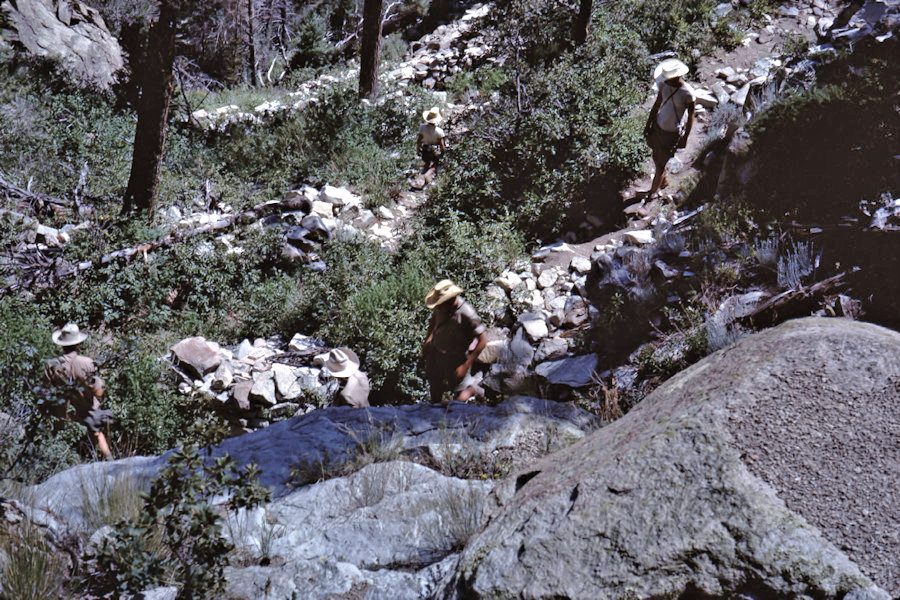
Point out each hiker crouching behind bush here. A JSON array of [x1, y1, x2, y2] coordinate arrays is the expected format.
[[44, 323, 113, 459], [422, 280, 487, 404], [416, 106, 447, 173], [643, 58, 696, 198], [324, 347, 370, 408]]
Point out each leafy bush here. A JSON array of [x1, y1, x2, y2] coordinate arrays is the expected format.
[[746, 42, 899, 221], [283, 214, 522, 402], [212, 80, 426, 202], [96, 445, 270, 599]]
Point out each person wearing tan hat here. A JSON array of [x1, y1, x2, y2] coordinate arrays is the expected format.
[[643, 58, 696, 198], [44, 323, 112, 459], [422, 280, 487, 403], [416, 106, 447, 173], [324, 347, 370, 408]]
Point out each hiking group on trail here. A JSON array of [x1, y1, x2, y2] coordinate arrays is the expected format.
[[38, 57, 700, 457]]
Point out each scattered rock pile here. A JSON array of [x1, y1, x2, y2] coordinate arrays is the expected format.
[[189, 3, 495, 129], [168, 333, 341, 436]]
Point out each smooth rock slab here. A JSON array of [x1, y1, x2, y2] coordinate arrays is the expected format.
[[534, 354, 598, 387], [444, 318, 898, 599]]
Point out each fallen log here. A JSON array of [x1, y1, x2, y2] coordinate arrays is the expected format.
[[738, 271, 852, 329], [0, 196, 309, 296]]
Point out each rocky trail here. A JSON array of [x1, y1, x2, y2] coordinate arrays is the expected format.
[[1, 0, 887, 421]]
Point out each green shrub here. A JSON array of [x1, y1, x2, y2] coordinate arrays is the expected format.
[[282, 214, 522, 402], [96, 445, 271, 599]]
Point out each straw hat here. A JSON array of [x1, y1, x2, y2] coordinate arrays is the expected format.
[[654, 58, 689, 82], [52, 323, 88, 346], [324, 347, 360, 378], [425, 279, 463, 309], [422, 106, 443, 124]]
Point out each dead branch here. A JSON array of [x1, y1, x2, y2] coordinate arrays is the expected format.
[[0, 170, 67, 216], [737, 271, 852, 329]]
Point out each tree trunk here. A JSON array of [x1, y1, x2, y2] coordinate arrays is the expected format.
[[247, 0, 258, 85], [121, 0, 178, 218], [423, 0, 449, 33], [574, 0, 592, 45], [359, 0, 383, 99]]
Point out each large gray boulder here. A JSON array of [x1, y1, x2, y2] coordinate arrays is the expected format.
[[28, 397, 598, 527], [444, 318, 899, 599], [223, 461, 488, 599], [1, 0, 124, 89]]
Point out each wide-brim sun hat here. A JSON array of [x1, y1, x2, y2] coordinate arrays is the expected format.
[[52, 322, 88, 346], [325, 347, 360, 378], [654, 58, 689, 82], [425, 279, 464, 309], [422, 106, 443, 124]]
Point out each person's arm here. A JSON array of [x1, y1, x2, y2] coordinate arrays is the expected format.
[[423, 313, 436, 353], [440, 136, 447, 150], [455, 331, 487, 380], [645, 91, 663, 135], [678, 102, 695, 148]]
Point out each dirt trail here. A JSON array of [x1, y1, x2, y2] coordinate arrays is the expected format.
[[541, 3, 837, 270]]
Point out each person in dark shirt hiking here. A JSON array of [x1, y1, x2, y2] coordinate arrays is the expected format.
[[422, 280, 487, 404]]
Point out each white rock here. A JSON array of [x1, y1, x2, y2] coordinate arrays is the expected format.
[[272, 363, 304, 400], [311, 201, 334, 218], [525, 277, 537, 291], [495, 271, 523, 292], [165, 206, 183, 221], [624, 230, 656, 245], [370, 223, 393, 238], [376, 206, 394, 220], [537, 268, 558, 289], [520, 314, 549, 342], [569, 255, 592, 274], [235, 339, 255, 359], [694, 89, 718, 109], [250, 370, 277, 406], [320, 185, 361, 207]]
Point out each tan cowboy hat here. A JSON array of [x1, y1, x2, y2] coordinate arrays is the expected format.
[[422, 106, 443, 124], [324, 347, 360, 378], [52, 322, 88, 346], [425, 279, 463, 309], [654, 58, 689, 82]]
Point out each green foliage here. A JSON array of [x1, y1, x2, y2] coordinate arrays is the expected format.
[[0, 515, 69, 600], [213, 80, 425, 202], [0, 298, 82, 481], [430, 20, 649, 238], [746, 43, 899, 221], [283, 215, 522, 402], [96, 445, 271, 599]]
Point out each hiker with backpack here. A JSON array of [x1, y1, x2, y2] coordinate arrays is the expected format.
[[643, 58, 696, 198]]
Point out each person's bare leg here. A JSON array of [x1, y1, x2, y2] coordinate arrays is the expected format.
[[94, 431, 112, 460], [648, 152, 668, 196], [456, 386, 476, 403]]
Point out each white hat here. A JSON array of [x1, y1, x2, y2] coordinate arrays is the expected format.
[[324, 348, 360, 378], [654, 58, 689, 82], [425, 279, 463, 310], [52, 323, 88, 346], [422, 106, 443, 124]]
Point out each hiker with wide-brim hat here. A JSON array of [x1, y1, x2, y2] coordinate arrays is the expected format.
[[642, 58, 696, 198], [416, 106, 448, 173], [422, 280, 487, 403], [324, 347, 370, 408], [44, 323, 113, 459]]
